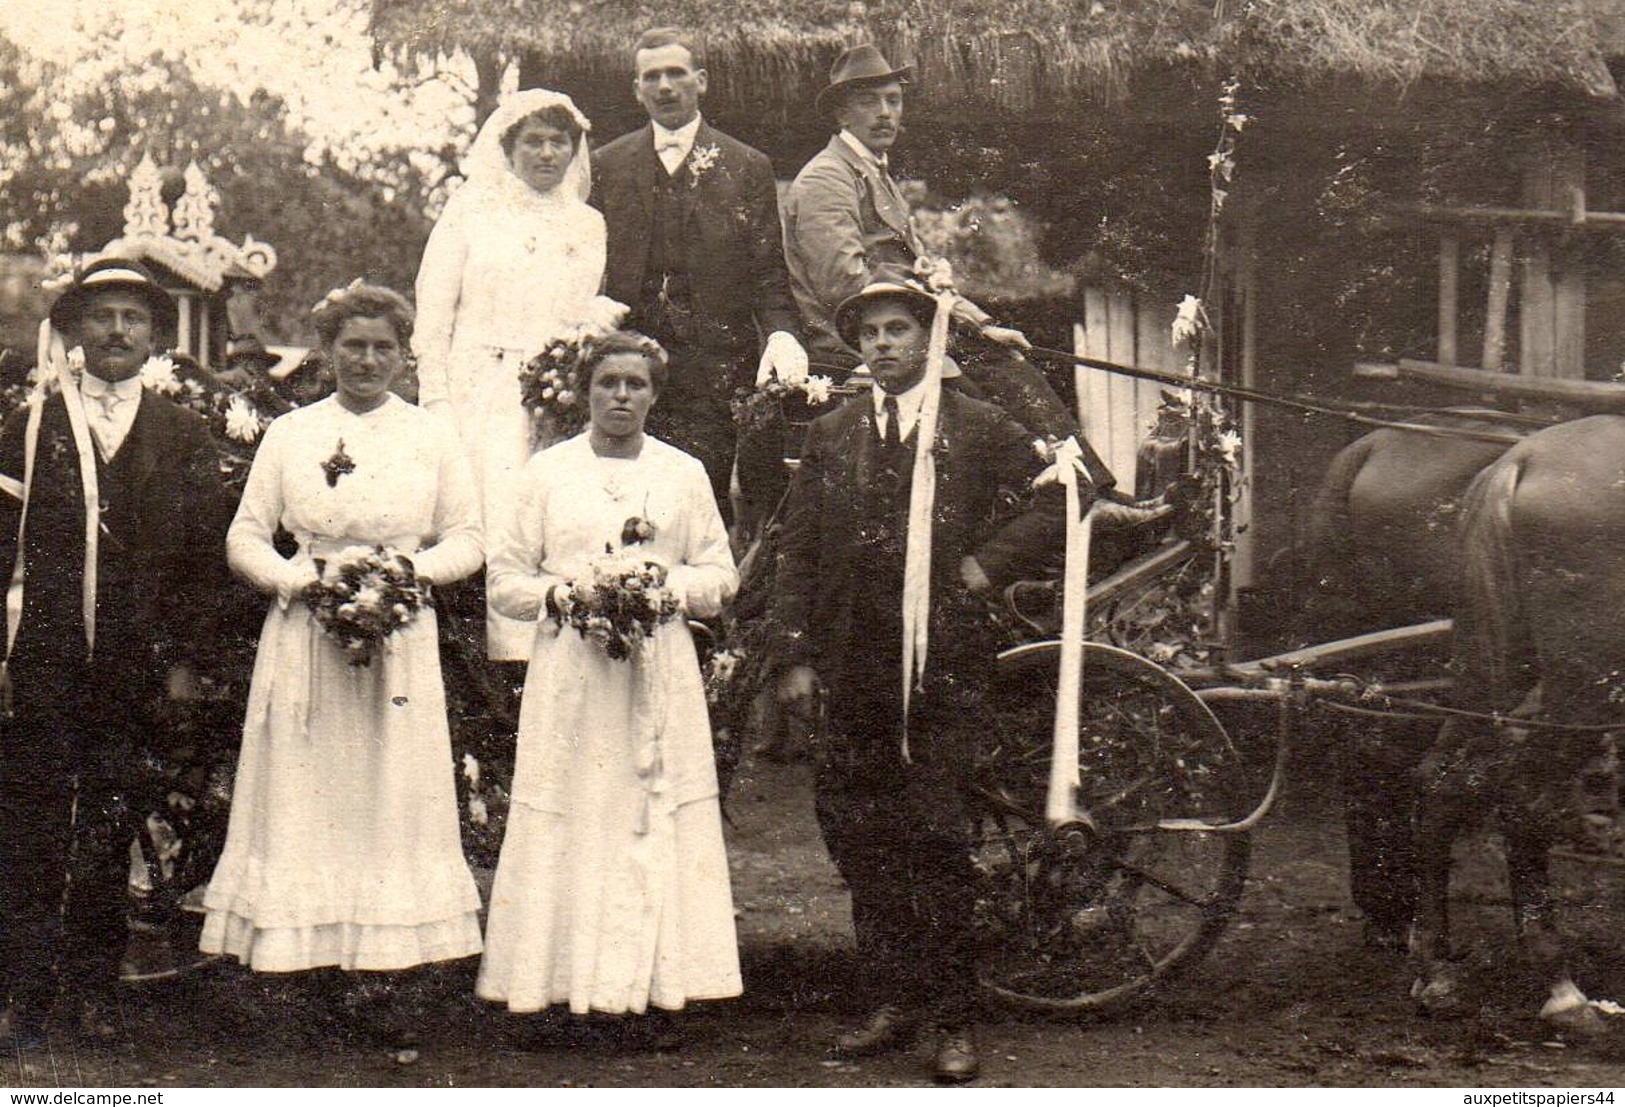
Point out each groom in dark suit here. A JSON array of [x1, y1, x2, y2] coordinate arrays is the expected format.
[[0, 259, 232, 1044], [591, 27, 806, 518], [774, 278, 1082, 1083]]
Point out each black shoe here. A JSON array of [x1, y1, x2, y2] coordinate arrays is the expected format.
[[933, 1026, 981, 1084], [833, 1005, 916, 1058]]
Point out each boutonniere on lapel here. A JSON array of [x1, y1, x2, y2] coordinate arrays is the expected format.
[[321, 438, 356, 487], [687, 143, 721, 189]]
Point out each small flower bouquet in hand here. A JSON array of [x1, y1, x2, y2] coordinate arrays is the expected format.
[[562, 546, 681, 662], [729, 372, 834, 432], [304, 545, 430, 666]]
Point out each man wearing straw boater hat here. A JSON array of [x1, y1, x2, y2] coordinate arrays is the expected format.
[[782, 45, 1076, 439], [774, 273, 1080, 1083], [0, 258, 231, 1046]]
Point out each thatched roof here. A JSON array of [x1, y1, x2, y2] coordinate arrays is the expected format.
[[368, 0, 1625, 111]]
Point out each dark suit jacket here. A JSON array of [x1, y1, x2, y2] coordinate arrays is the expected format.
[[773, 387, 1068, 704], [0, 388, 232, 689], [591, 120, 798, 375]]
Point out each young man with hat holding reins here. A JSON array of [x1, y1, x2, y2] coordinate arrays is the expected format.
[[773, 275, 1083, 1083], [0, 258, 232, 1045], [783, 45, 1078, 439]]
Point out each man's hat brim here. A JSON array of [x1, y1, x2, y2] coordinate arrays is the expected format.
[[816, 66, 913, 115], [834, 280, 940, 351], [49, 260, 177, 333]]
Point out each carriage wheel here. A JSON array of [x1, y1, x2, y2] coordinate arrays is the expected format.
[[971, 641, 1252, 1014]]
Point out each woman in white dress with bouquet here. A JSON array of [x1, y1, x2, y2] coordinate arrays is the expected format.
[[201, 283, 484, 1041], [414, 88, 623, 661], [477, 331, 741, 1032]]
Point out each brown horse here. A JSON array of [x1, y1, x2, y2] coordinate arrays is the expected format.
[[1410, 414, 1625, 1032], [1304, 410, 1522, 946]]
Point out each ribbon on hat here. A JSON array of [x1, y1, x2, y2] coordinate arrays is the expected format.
[[897, 288, 954, 763], [1032, 436, 1095, 827]]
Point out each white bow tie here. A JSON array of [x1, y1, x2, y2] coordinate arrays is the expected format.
[[655, 137, 685, 155]]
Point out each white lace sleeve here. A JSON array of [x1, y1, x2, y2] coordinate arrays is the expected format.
[[413, 192, 471, 407], [664, 455, 738, 619], [226, 417, 316, 604], [487, 457, 564, 621], [410, 416, 483, 586]]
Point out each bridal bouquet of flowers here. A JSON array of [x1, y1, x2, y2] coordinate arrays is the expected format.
[[304, 545, 430, 666], [519, 301, 629, 443], [562, 545, 681, 662], [518, 329, 589, 438]]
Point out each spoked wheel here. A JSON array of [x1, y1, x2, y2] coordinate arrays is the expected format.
[[971, 641, 1253, 1014]]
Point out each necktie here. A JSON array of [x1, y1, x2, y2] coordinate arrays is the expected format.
[[655, 137, 684, 155], [883, 395, 901, 450], [86, 388, 126, 455]]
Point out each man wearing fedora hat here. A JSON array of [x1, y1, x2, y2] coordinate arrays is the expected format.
[[0, 257, 232, 1044], [591, 27, 806, 520], [784, 45, 1077, 439], [774, 277, 1078, 1082]]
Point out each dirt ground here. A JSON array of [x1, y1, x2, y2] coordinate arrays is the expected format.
[[11, 749, 1625, 1090]]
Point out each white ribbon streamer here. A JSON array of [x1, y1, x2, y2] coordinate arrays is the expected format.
[[7, 321, 100, 665], [898, 290, 954, 763], [1034, 436, 1094, 827]]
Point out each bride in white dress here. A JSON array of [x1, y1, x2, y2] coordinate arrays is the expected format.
[[414, 88, 623, 661], [476, 331, 741, 1021], [201, 284, 484, 1005]]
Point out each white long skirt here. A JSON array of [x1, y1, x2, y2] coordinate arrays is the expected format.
[[200, 605, 484, 972], [476, 624, 741, 1013]]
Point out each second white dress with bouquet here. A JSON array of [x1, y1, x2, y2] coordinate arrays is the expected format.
[[476, 433, 741, 1014], [200, 394, 485, 972]]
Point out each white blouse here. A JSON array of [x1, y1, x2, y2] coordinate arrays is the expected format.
[[227, 394, 483, 601], [488, 434, 736, 626]]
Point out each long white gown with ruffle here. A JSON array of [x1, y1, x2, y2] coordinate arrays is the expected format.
[[200, 395, 485, 972], [475, 434, 742, 1014]]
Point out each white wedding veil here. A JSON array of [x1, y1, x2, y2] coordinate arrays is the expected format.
[[463, 88, 594, 204]]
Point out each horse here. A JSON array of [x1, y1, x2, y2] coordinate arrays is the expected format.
[[1409, 414, 1625, 1033], [1303, 410, 1523, 947]]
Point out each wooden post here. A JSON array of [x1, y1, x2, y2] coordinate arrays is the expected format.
[[1519, 134, 1586, 378], [1438, 233, 1458, 366], [1106, 288, 1139, 488], [175, 294, 194, 360], [1483, 228, 1514, 372], [1232, 224, 1257, 594]]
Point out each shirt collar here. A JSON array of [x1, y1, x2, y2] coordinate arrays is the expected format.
[[871, 375, 928, 435], [653, 115, 703, 152], [839, 128, 888, 170], [81, 372, 143, 400]]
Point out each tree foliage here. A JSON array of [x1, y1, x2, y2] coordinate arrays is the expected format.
[[0, 31, 440, 344]]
